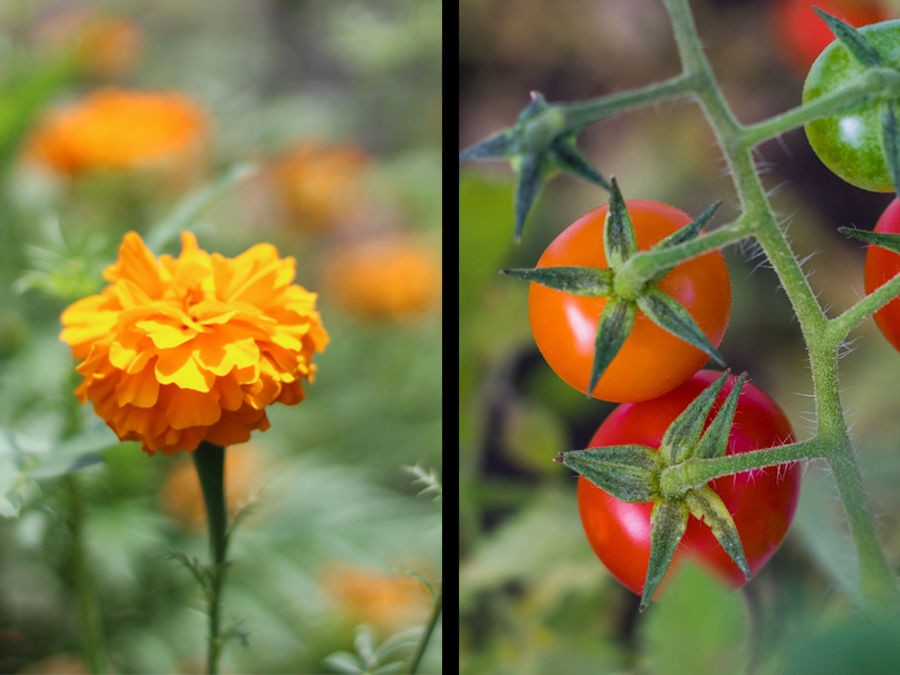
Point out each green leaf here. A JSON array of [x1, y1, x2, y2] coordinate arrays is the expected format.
[[636, 286, 725, 366], [882, 103, 900, 199], [144, 162, 259, 252], [642, 499, 689, 611], [588, 298, 637, 396], [604, 178, 637, 269], [659, 371, 729, 466], [838, 226, 900, 254], [813, 8, 884, 68], [684, 486, 750, 580], [694, 373, 746, 460], [556, 444, 662, 503], [501, 266, 613, 296]]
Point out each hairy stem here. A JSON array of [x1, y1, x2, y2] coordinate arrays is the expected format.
[[408, 588, 443, 674]]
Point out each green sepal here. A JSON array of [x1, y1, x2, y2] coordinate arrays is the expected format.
[[550, 133, 611, 191], [684, 486, 751, 581], [458, 130, 519, 162], [636, 286, 725, 366], [882, 103, 900, 199], [514, 152, 549, 244], [839, 227, 900, 254], [555, 444, 663, 503], [604, 178, 638, 270], [641, 499, 689, 611], [813, 8, 884, 68], [588, 298, 637, 396], [649, 201, 722, 282], [659, 371, 729, 467], [501, 266, 614, 297], [694, 372, 746, 460]]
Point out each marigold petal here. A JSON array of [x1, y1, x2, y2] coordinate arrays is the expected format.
[[155, 350, 213, 392], [138, 319, 196, 349], [166, 388, 222, 429], [104, 232, 167, 295], [115, 364, 160, 408]]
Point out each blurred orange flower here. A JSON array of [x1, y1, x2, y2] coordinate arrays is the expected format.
[[321, 564, 432, 634], [33, 9, 143, 79], [270, 141, 370, 232], [160, 443, 263, 530], [319, 233, 442, 321], [26, 88, 207, 177], [60, 231, 328, 456]]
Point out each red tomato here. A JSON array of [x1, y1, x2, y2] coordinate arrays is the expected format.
[[864, 198, 900, 351], [577, 370, 801, 596], [770, 0, 890, 72], [528, 201, 731, 402]]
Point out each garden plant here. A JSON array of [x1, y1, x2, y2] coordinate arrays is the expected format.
[[461, 0, 900, 671]]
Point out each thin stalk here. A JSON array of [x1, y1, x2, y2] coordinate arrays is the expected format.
[[408, 588, 442, 675], [193, 442, 229, 675], [828, 271, 900, 342], [64, 474, 107, 674]]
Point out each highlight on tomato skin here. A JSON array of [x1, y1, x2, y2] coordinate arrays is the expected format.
[[576, 370, 801, 599], [769, 0, 891, 73], [865, 198, 900, 351], [527, 201, 731, 403]]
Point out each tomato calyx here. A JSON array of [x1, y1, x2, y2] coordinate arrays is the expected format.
[[839, 224, 900, 253], [459, 91, 611, 242], [503, 180, 725, 395], [557, 371, 751, 610]]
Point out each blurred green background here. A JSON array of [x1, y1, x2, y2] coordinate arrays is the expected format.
[[460, 1, 900, 673], [0, 1, 442, 673]]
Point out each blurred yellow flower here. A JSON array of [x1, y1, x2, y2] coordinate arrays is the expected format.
[[270, 141, 370, 232], [321, 564, 432, 634], [319, 233, 442, 321], [160, 443, 263, 530], [60, 231, 328, 456], [26, 88, 207, 177]]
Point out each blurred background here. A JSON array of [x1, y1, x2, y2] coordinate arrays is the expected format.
[[0, 0, 441, 673], [460, 1, 900, 673]]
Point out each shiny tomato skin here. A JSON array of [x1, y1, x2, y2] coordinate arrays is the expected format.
[[803, 20, 900, 193], [864, 198, 900, 350], [528, 201, 731, 403], [577, 370, 801, 597], [770, 0, 890, 72]]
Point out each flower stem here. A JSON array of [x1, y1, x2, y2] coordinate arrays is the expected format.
[[193, 441, 229, 675], [64, 474, 107, 674], [408, 587, 442, 675]]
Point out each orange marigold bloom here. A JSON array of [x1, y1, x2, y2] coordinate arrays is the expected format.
[[270, 141, 370, 232], [319, 234, 442, 321], [60, 231, 328, 456], [321, 564, 432, 634], [27, 88, 207, 176]]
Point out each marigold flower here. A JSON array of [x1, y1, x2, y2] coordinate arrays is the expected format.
[[319, 233, 442, 321], [60, 231, 328, 455], [26, 88, 207, 177], [321, 563, 432, 634], [270, 141, 370, 232]]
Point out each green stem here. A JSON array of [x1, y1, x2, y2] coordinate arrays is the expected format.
[[193, 442, 229, 675], [64, 474, 107, 674], [561, 73, 702, 129], [828, 271, 900, 342], [408, 588, 442, 674], [740, 67, 900, 148]]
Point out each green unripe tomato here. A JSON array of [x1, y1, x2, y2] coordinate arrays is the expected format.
[[802, 20, 900, 192]]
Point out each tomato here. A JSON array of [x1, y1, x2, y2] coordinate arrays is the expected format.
[[770, 0, 890, 73], [528, 201, 731, 402], [864, 198, 900, 350], [577, 370, 801, 596], [802, 19, 900, 193]]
